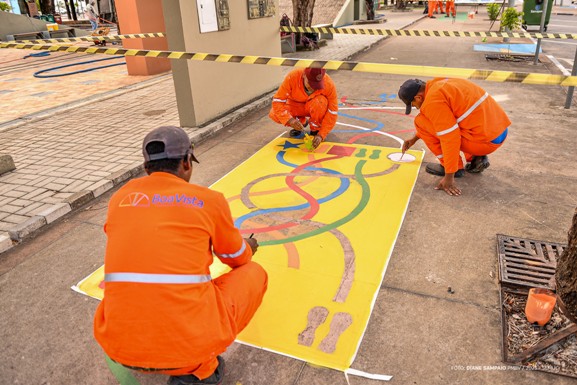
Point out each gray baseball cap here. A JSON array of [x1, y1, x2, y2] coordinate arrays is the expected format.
[[398, 79, 426, 115], [142, 126, 199, 163]]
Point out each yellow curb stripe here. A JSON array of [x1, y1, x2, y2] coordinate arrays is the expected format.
[[1, 42, 576, 86]]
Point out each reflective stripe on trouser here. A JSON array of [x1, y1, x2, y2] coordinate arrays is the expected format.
[[270, 96, 328, 129], [150, 261, 268, 379]]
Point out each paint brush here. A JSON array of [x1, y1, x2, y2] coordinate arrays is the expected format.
[[249, 233, 254, 239]]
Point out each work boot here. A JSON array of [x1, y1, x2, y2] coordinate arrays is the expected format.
[[167, 356, 225, 385], [465, 156, 490, 173], [425, 163, 464, 178]]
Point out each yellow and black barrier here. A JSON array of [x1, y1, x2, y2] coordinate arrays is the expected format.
[[280, 26, 577, 40], [16, 32, 166, 45], [1, 42, 576, 86]]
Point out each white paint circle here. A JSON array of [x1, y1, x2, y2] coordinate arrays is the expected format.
[[387, 152, 416, 163]]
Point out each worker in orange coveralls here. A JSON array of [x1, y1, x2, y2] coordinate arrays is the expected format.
[[428, 0, 438, 17], [434, 0, 444, 14], [399, 78, 510, 196], [445, 0, 456, 18], [94, 126, 268, 385], [269, 67, 338, 149]]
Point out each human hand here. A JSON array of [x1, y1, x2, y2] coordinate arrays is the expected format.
[[312, 135, 323, 149], [245, 237, 259, 254], [434, 175, 461, 196], [287, 118, 305, 132], [401, 136, 418, 154]]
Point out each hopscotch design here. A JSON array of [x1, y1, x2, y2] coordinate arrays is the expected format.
[[72, 95, 422, 374]]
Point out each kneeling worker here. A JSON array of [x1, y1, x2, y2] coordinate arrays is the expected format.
[[94, 126, 268, 385], [269, 67, 338, 149], [399, 78, 510, 196]]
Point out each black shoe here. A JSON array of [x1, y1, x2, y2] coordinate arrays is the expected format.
[[425, 163, 464, 178], [445, 15, 450, 17], [465, 156, 490, 173], [289, 129, 304, 138], [167, 356, 225, 385]]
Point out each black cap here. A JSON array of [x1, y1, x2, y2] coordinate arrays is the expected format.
[[398, 79, 426, 115], [142, 126, 199, 163]]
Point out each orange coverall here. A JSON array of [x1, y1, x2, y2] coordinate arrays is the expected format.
[[94, 172, 268, 379], [269, 68, 338, 139], [446, 0, 456, 17], [434, 0, 444, 14], [413, 78, 511, 174], [428, 1, 438, 17]]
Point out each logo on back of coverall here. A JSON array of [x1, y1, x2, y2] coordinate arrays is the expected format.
[[118, 192, 204, 208], [119, 192, 151, 207]]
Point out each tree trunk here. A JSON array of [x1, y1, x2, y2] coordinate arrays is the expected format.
[[63, 0, 72, 19], [366, 0, 375, 20], [556, 207, 577, 322], [39, 0, 55, 15], [292, 0, 315, 27], [66, 0, 78, 21]]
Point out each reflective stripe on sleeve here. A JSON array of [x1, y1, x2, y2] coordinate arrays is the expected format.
[[328, 109, 338, 115], [436, 154, 444, 159], [215, 239, 247, 259], [273, 98, 287, 103], [105, 273, 212, 284]]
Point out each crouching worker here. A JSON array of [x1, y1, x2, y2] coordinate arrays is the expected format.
[[399, 78, 510, 196], [269, 67, 338, 149], [93, 126, 268, 385]]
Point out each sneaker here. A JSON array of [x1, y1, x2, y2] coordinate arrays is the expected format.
[[465, 156, 490, 173], [167, 357, 225, 385], [425, 163, 464, 178], [289, 129, 304, 138]]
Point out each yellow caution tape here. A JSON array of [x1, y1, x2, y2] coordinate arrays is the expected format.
[[1, 42, 575, 86], [15, 32, 166, 45], [280, 26, 577, 40]]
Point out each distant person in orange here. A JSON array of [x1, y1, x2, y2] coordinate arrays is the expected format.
[[399, 78, 510, 196], [94, 126, 268, 385], [434, 0, 444, 14], [445, 0, 456, 18], [428, 0, 438, 17], [269, 67, 338, 149]]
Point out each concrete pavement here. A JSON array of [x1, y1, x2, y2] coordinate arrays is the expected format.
[[1, 6, 577, 385]]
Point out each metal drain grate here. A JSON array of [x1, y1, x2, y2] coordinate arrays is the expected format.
[[497, 234, 566, 290]]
